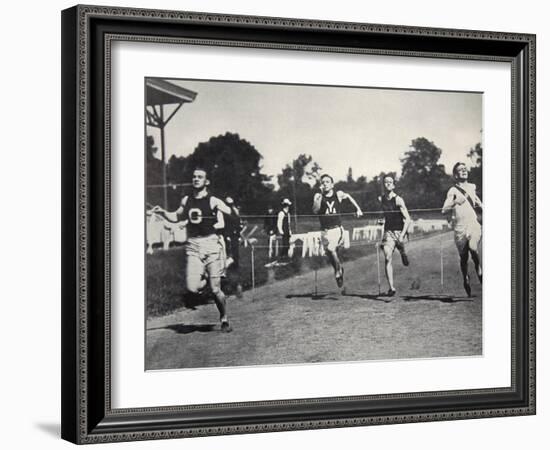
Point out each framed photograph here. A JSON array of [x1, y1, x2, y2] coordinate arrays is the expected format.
[[61, 4, 536, 444]]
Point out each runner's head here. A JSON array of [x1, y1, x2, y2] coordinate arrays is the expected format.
[[383, 175, 395, 193], [452, 162, 469, 182], [320, 174, 334, 193], [191, 168, 209, 190], [281, 198, 292, 210]]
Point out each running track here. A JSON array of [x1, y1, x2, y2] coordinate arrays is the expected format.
[[146, 232, 482, 370]]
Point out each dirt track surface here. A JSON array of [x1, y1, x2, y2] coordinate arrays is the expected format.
[[146, 232, 482, 370]]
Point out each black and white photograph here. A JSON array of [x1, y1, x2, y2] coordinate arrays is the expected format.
[[145, 78, 484, 370], [53, 0, 538, 446]]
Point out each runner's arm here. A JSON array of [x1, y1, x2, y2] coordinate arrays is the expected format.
[[277, 211, 284, 235], [213, 210, 225, 230], [376, 196, 385, 225], [338, 191, 363, 217], [153, 197, 186, 222], [441, 189, 458, 214], [312, 192, 322, 214], [396, 196, 412, 238], [210, 196, 232, 215]]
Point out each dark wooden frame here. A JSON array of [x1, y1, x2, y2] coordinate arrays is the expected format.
[[61, 4, 536, 444]]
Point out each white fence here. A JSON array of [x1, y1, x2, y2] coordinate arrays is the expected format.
[[351, 224, 384, 242], [146, 212, 187, 254], [411, 218, 450, 233], [146, 214, 450, 256]]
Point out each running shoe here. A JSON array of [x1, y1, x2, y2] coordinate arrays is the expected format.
[[387, 288, 396, 297], [396, 242, 409, 266], [235, 284, 243, 299], [221, 320, 233, 333], [463, 275, 472, 297], [336, 267, 345, 288]]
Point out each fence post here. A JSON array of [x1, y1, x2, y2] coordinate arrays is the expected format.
[[251, 244, 255, 301], [440, 233, 444, 286], [314, 268, 318, 297], [376, 242, 381, 296]]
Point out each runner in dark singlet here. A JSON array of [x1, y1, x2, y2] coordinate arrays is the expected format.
[[378, 175, 411, 298], [312, 174, 363, 290], [153, 168, 234, 332]]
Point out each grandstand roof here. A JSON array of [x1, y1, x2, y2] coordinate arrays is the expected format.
[[146, 79, 197, 106]]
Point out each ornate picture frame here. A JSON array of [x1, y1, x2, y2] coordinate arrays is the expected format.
[[61, 5, 535, 444]]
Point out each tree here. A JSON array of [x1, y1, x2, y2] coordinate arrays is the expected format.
[[276, 154, 322, 216], [401, 138, 443, 180], [399, 137, 452, 209], [275, 154, 325, 231], [166, 132, 273, 213], [346, 167, 353, 184], [334, 170, 371, 210], [146, 135, 158, 161], [467, 142, 483, 199], [278, 154, 322, 190], [145, 135, 165, 207], [468, 142, 482, 166]]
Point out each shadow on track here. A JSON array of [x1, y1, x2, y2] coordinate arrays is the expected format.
[[402, 294, 475, 303], [148, 323, 217, 334], [340, 290, 389, 302], [286, 290, 392, 302], [285, 292, 340, 301]]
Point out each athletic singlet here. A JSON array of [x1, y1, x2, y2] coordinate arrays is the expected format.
[[443, 183, 479, 231], [180, 194, 217, 238], [318, 192, 343, 230], [380, 194, 404, 231]]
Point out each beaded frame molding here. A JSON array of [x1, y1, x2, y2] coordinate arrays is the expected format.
[[61, 4, 536, 444]]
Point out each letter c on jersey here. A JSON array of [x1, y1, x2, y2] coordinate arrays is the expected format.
[[188, 208, 203, 224]]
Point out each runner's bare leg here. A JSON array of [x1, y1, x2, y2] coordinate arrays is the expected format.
[[470, 249, 482, 283], [383, 246, 395, 291], [209, 276, 228, 322]]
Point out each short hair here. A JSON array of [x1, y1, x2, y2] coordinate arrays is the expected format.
[[452, 162, 467, 177], [192, 167, 209, 178], [320, 174, 334, 183], [383, 175, 395, 183]]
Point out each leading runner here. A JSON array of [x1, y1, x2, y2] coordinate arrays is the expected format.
[[154, 168, 234, 332]]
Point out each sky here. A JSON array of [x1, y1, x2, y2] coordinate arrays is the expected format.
[[147, 78, 482, 185]]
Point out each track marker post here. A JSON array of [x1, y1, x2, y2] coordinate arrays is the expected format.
[[376, 242, 381, 296], [251, 244, 256, 301], [314, 268, 318, 297], [440, 233, 444, 286]]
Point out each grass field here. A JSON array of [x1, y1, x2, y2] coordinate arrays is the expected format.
[[146, 231, 482, 370]]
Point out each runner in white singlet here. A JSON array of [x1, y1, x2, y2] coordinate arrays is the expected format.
[[442, 162, 482, 297]]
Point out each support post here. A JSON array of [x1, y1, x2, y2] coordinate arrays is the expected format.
[[159, 106, 168, 209]]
